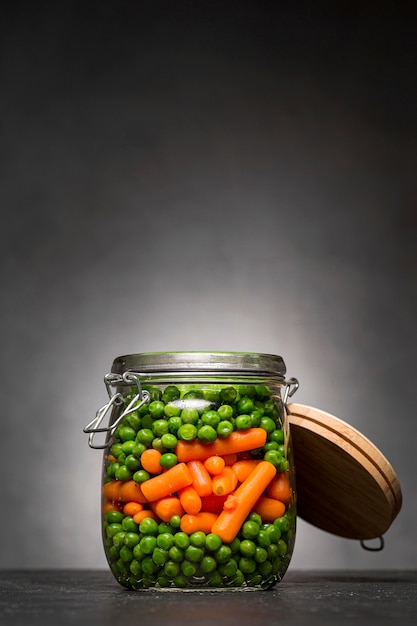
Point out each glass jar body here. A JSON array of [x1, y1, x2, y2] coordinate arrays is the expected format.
[[100, 354, 296, 591]]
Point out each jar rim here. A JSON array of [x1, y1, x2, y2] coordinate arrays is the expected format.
[[111, 351, 286, 377]]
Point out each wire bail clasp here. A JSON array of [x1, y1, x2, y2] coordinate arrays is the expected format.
[[283, 377, 299, 406], [83, 372, 150, 449]]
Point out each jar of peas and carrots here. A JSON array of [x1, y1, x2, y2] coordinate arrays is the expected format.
[[85, 352, 299, 590]]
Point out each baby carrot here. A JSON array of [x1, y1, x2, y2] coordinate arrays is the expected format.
[[140, 462, 193, 502], [211, 461, 277, 543], [187, 460, 213, 497], [133, 509, 160, 524], [204, 455, 226, 476], [212, 466, 238, 496], [175, 428, 267, 462], [119, 480, 148, 503], [232, 459, 261, 483], [266, 471, 292, 504], [151, 496, 184, 522], [251, 496, 286, 522], [102, 500, 121, 514], [123, 501, 144, 517], [103, 480, 148, 504], [178, 485, 202, 515], [200, 493, 229, 513], [180, 512, 218, 535], [140, 449, 163, 475]]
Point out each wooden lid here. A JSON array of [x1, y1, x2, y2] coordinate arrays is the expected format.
[[287, 403, 402, 540]]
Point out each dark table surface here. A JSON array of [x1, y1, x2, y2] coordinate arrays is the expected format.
[[0, 569, 416, 626]]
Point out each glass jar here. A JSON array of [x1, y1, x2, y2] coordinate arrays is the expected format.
[[84, 352, 299, 591]]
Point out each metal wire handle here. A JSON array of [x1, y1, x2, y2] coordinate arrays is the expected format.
[[83, 372, 150, 449]]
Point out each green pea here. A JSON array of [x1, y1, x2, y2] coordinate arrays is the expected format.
[[181, 560, 197, 577], [198, 425, 217, 443], [152, 547, 169, 566], [136, 428, 154, 446], [111, 443, 124, 458], [201, 410, 220, 429], [237, 397, 254, 414], [239, 385, 256, 398], [217, 420, 233, 438], [173, 532, 190, 549], [270, 429, 284, 444], [274, 515, 290, 533], [164, 403, 181, 418], [156, 533, 174, 550], [235, 414, 251, 430], [159, 453, 178, 469], [205, 533, 222, 552], [122, 516, 139, 532], [168, 546, 184, 563], [125, 454, 141, 471], [255, 385, 270, 399], [141, 556, 158, 575], [145, 386, 162, 402], [121, 440, 136, 454], [214, 545, 232, 564], [239, 540, 256, 557], [254, 546, 268, 563], [160, 433, 178, 449], [260, 417, 276, 434], [229, 537, 241, 553], [164, 561, 180, 578], [208, 571, 223, 587], [217, 404, 234, 420], [133, 544, 145, 561], [189, 531, 206, 548], [180, 408, 199, 425], [130, 559, 142, 576], [277, 539, 288, 556], [119, 545, 133, 563], [263, 449, 283, 467], [242, 521, 260, 539], [249, 410, 262, 427], [152, 419, 169, 437], [139, 535, 157, 555], [185, 544, 204, 562], [132, 442, 146, 457], [177, 424, 198, 441], [173, 574, 188, 588], [257, 530, 271, 548], [220, 387, 238, 403], [258, 560, 273, 577], [168, 416, 182, 434], [263, 400, 275, 415], [239, 556, 256, 574], [157, 575, 171, 587], [152, 437, 165, 452], [132, 469, 150, 483], [118, 426, 136, 442], [218, 558, 238, 578], [170, 515, 181, 529], [124, 532, 140, 548], [140, 414, 154, 430], [162, 385, 181, 402], [105, 510, 124, 524], [263, 441, 279, 452], [253, 401, 266, 414], [200, 555, 217, 574], [125, 413, 141, 431], [112, 532, 126, 547], [139, 517, 159, 536], [107, 545, 120, 561], [115, 465, 132, 481], [265, 524, 281, 543], [158, 522, 174, 535], [106, 461, 119, 478]]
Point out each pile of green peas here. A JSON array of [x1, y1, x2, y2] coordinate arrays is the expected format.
[[104, 508, 293, 589], [102, 383, 295, 589]]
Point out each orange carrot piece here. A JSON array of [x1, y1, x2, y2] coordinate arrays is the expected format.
[[151, 496, 184, 522], [212, 466, 238, 496], [176, 428, 267, 462], [140, 462, 193, 502], [178, 485, 202, 515], [133, 509, 160, 524], [187, 460, 213, 497], [103, 480, 148, 504], [200, 493, 229, 513], [204, 455, 226, 476], [102, 500, 121, 514], [211, 461, 277, 543], [180, 512, 218, 535], [119, 480, 148, 503], [251, 496, 286, 522], [222, 453, 238, 466], [266, 471, 292, 504], [140, 449, 163, 475], [123, 501, 144, 517], [232, 459, 261, 483]]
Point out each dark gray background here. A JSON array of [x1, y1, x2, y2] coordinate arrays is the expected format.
[[1, 1, 416, 570]]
